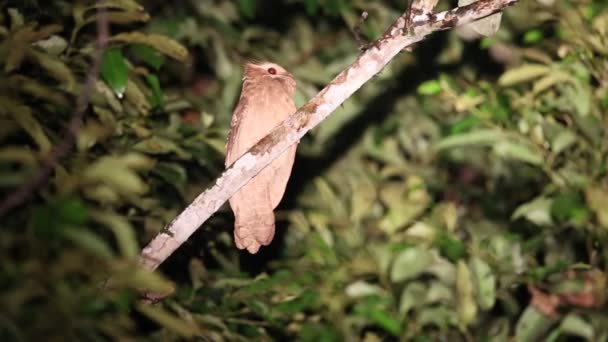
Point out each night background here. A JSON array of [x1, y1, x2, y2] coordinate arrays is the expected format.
[[1, 0, 608, 340]]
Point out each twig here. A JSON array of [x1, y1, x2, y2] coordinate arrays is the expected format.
[[0, 5, 109, 218], [139, 0, 520, 272], [351, 11, 370, 50]]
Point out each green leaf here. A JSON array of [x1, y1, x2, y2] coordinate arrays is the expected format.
[[435, 234, 467, 262], [27, 49, 76, 91], [515, 306, 556, 342], [418, 80, 442, 95], [450, 115, 481, 135], [498, 64, 551, 86], [551, 130, 577, 155], [63, 228, 114, 259], [551, 192, 589, 225], [83, 154, 153, 197], [305, 0, 319, 15], [130, 44, 165, 70], [512, 196, 554, 226], [133, 136, 191, 159], [238, 0, 256, 18], [456, 260, 477, 327], [523, 29, 544, 44], [275, 289, 318, 314], [299, 322, 341, 342], [354, 296, 400, 336], [89, 210, 139, 258], [492, 141, 543, 166], [1, 99, 52, 153], [470, 257, 496, 310], [110, 32, 188, 62], [398, 282, 427, 314], [390, 247, 434, 282], [436, 129, 504, 149], [31, 197, 89, 239], [152, 162, 187, 190], [136, 304, 201, 338], [145, 74, 164, 108], [101, 48, 129, 98], [558, 314, 594, 340]]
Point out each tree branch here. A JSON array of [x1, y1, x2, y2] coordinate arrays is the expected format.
[[139, 0, 519, 271]]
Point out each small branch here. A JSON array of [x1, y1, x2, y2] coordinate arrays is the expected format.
[[139, 0, 519, 272], [0, 5, 109, 218], [351, 11, 370, 50]]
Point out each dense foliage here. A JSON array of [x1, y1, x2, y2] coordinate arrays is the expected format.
[[1, 0, 607, 340]]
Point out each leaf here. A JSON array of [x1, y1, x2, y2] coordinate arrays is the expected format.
[[450, 115, 481, 135], [151, 162, 187, 190], [130, 43, 166, 70], [27, 49, 76, 92], [459, 0, 503, 36], [456, 260, 477, 327], [0, 146, 37, 167], [417, 79, 442, 95], [398, 282, 427, 314], [492, 140, 543, 166], [390, 246, 434, 282], [512, 196, 554, 226], [353, 296, 401, 336], [9, 75, 70, 107], [133, 136, 192, 159], [436, 129, 504, 150], [31, 197, 89, 240], [89, 210, 139, 258], [498, 64, 551, 86], [145, 74, 164, 108], [551, 130, 577, 155], [345, 281, 384, 298], [0, 97, 52, 153], [83, 154, 152, 196], [109, 32, 189, 62], [558, 314, 594, 340], [5, 24, 63, 72], [32, 35, 68, 56], [136, 304, 201, 338], [275, 289, 318, 314], [305, 0, 319, 15], [470, 257, 496, 310], [585, 186, 608, 229], [124, 79, 151, 115], [73, 1, 148, 35], [63, 228, 114, 259], [435, 233, 467, 262], [531, 71, 575, 95], [551, 192, 589, 225], [238, 0, 257, 19], [523, 29, 544, 44], [515, 305, 556, 342], [101, 48, 129, 98]]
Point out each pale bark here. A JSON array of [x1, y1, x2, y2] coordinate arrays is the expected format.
[[139, 0, 519, 271]]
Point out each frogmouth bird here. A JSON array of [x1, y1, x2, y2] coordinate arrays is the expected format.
[[225, 61, 298, 254]]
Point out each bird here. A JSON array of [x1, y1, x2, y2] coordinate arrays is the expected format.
[[225, 61, 298, 254]]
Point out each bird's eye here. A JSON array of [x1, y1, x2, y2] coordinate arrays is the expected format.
[[267, 67, 277, 75]]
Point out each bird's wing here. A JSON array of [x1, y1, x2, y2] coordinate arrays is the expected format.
[[225, 95, 249, 167]]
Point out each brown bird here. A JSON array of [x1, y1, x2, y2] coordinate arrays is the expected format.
[[225, 61, 298, 254]]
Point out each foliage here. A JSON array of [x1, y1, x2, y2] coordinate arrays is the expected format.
[[1, 0, 608, 341]]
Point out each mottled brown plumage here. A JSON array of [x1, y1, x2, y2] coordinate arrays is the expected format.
[[225, 61, 298, 254]]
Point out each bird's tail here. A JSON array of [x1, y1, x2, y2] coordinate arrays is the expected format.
[[234, 212, 276, 254]]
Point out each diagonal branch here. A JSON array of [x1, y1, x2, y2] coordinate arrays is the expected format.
[[139, 0, 519, 271]]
